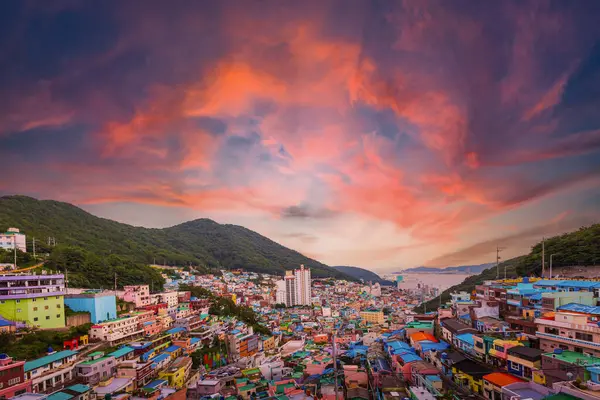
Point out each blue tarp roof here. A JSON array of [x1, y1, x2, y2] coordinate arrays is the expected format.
[[420, 341, 450, 353], [151, 354, 170, 365], [558, 303, 600, 315], [166, 327, 185, 334], [145, 379, 168, 389], [529, 293, 543, 301], [455, 333, 475, 346], [398, 353, 422, 363], [164, 345, 181, 353]]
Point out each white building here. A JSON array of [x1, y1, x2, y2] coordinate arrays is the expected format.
[[0, 228, 26, 252], [89, 315, 143, 344], [275, 280, 286, 305], [294, 265, 311, 306], [284, 272, 296, 307], [158, 291, 178, 308]]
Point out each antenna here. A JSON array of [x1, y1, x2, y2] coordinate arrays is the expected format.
[[32, 237, 36, 259]]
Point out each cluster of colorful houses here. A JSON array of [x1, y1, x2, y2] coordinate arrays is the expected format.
[[5, 264, 600, 400]]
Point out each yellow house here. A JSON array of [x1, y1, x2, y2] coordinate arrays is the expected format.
[[158, 356, 192, 388], [262, 336, 276, 352], [359, 310, 384, 324], [452, 360, 493, 396]]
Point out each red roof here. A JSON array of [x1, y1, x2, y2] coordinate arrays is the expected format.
[[409, 332, 438, 343], [483, 372, 524, 387]]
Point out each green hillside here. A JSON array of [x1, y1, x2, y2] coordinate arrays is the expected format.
[[415, 223, 600, 313], [0, 196, 352, 288]]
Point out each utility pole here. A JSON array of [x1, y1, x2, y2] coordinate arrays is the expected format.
[[65, 268, 69, 294], [542, 237, 545, 278], [332, 332, 339, 400], [33, 237, 36, 259], [496, 246, 502, 279], [114, 272, 118, 293], [550, 254, 557, 279], [13, 236, 17, 268]]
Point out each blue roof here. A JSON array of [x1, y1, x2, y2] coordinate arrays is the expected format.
[[143, 321, 155, 326], [0, 320, 13, 327], [455, 333, 475, 346], [151, 354, 170, 364], [145, 379, 168, 389], [420, 341, 450, 353], [533, 280, 563, 286], [426, 375, 442, 382], [558, 303, 600, 315], [190, 337, 201, 344], [108, 346, 134, 359], [164, 345, 181, 353], [25, 350, 78, 372], [166, 327, 185, 334], [529, 293, 543, 301], [556, 280, 600, 288], [398, 353, 422, 363]]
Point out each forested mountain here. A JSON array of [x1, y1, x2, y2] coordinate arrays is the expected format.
[[0, 196, 352, 288], [415, 223, 600, 313], [332, 266, 395, 286]]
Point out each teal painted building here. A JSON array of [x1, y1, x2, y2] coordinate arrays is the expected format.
[[64, 291, 117, 323]]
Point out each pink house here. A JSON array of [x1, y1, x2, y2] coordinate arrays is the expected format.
[[122, 285, 151, 307]]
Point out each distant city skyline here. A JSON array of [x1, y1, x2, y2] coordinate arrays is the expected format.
[[1, 2, 600, 271]]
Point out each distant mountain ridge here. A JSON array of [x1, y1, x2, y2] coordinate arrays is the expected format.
[[414, 223, 600, 313], [0, 196, 353, 288], [332, 266, 395, 286], [399, 263, 494, 274]]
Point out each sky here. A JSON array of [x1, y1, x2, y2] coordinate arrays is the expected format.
[[1, 1, 600, 272]]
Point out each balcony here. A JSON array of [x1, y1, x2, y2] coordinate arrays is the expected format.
[[536, 332, 600, 348]]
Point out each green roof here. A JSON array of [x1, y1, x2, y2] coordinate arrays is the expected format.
[[46, 393, 73, 400], [108, 346, 134, 359], [78, 356, 111, 365], [543, 351, 600, 365], [25, 350, 78, 372], [238, 384, 256, 392], [66, 384, 91, 394]]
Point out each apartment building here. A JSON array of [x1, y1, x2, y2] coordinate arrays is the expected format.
[[121, 285, 151, 308], [0, 353, 30, 398], [89, 315, 143, 344], [75, 352, 116, 385], [0, 228, 26, 252], [535, 307, 600, 357], [24, 349, 78, 393], [0, 273, 65, 329], [360, 310, 385, 325], [541, 350, 600, 386], [294, 265, 311, 306]]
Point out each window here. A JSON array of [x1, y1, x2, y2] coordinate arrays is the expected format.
[[57, 304, 61, 308], [46, 316, 50, 320], [32, 298, 36, 302], [16, 299, 20, 303], [45, 306, 49, 310], [44, 297, 48, 300], [575, 332, 593, 342], [57, 314, 61, 318], [56, 296, 59, 299], [33, 307, 38, 311], [34, 317, 38, 321]]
